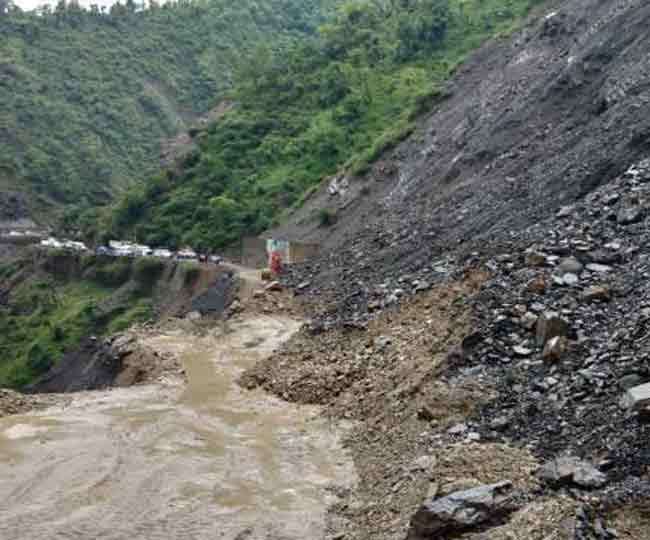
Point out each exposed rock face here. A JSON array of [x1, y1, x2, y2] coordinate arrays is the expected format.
[[0, 191, 36, 230], [276, 0, 650, 332], [407, 482, 516, 539], [190, 271, 236, 316]]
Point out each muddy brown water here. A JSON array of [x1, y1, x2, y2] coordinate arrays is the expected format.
[[0, 316, 355, 540]]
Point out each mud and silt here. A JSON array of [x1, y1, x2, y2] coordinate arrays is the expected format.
[[0, 315, 356, 540]]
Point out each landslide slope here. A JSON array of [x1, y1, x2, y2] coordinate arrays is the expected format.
[[275, 0, 650, 302], [245, 1, 650, 538]]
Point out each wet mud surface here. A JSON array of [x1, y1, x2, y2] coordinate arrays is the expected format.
[[0, 315, 355, 540]]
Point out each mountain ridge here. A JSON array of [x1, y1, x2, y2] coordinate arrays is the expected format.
[[0, 0, 336, 224]]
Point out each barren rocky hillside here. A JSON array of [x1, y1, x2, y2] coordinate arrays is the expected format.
[[276, 0, 650, 292]]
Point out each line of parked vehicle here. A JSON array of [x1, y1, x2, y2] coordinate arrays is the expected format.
[[39, 237, 222, 264]]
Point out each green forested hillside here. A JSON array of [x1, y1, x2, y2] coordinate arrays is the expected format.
[[0, 0, 336, 221], [105, 0, 544, 250]]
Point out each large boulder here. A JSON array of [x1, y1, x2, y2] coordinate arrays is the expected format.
[[617, 205, 644, 225], [407, 481, 516, 539]]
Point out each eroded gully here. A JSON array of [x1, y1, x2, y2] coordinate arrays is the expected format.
[[0, 315, 356, 540]]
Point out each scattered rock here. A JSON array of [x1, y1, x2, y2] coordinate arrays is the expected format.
[[374, 335, 392, 350], [539, 457, 607, 489], [620, 382, 650, 411], [410, 455, 438, 474], [588, 249, 621, 265], [542, 335, 568, 362], [617, 206, 644, 225], [585, 263, 612, 274], [265, 281, 283, 292], [582, 286, 611, 302], [561, 273, 580, 286], [525, 252, 547, 267], [619, 373, 644, 390], [536, 312, 569, 346], [418, 405, 437, 422], [447, 423, 468, 435], [520, 312, 538, 330], [513, 345, 533, 357], [407, 481, 516, 539], [558, 257, 584, 274], [490, 416, 511, 431], [526, 276, 547, 294], [557, 206, 574, 218]]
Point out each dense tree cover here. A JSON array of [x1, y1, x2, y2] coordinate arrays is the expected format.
[[106, 0, 543, 250], [0, 0, 337, 221]]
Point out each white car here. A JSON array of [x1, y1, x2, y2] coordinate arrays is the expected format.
[[153, 249, 173, 259]]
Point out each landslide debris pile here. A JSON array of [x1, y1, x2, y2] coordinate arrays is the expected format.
[[257, 0, 650, 538]]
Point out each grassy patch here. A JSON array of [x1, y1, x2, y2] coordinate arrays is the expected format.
[[106, 299, 154, 334], [0, 280, 112, 388]]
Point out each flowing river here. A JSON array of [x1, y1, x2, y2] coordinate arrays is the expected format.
[[0, 315, 355, 540]]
